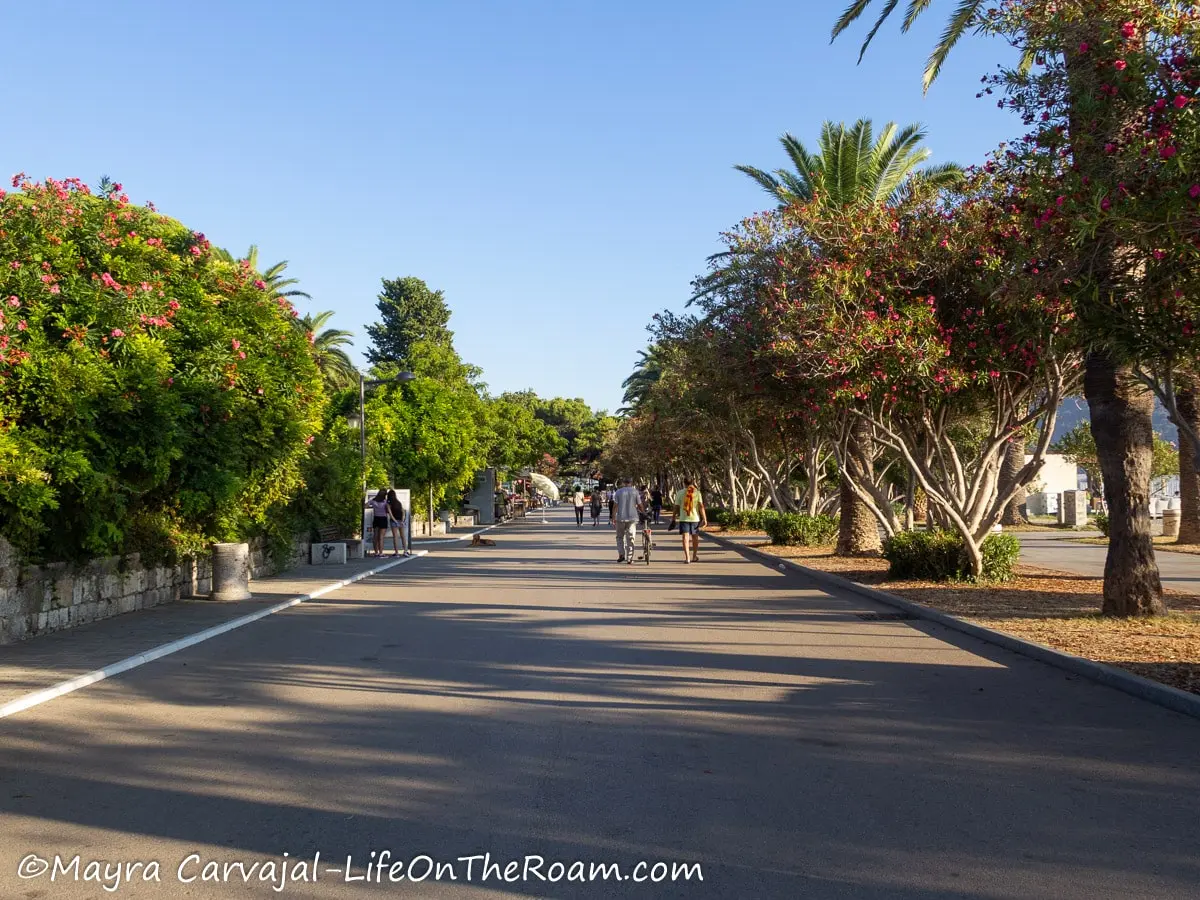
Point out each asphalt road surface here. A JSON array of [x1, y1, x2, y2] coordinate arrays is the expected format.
[[1, 509, 1199, 899]]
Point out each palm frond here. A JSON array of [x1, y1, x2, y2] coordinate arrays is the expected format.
[[734, 164, 785, 200], [901, 0, 932, 31], [858, 0, 901, 63], [923, 0, 983, 91], [831, 0, 875, 40]]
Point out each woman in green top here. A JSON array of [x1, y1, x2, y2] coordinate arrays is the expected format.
[[672, 477, 707, 564]]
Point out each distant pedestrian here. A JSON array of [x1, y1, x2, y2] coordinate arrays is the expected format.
[[365, 489, 391, 557], [590, 488, 604, 526], [608, 488, 616, 523], [386, 489, 411, 557], [650, 485, 663, 524], [573, 485, 585, 526]]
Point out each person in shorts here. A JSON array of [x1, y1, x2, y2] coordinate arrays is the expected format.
[[672, 478, 707, 564], [365, 489, 391, 557]]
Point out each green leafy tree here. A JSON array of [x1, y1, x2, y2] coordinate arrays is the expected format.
[[365, 277, 453, 368], [481, 396, 567, 476], [366, 339, 484, 527]]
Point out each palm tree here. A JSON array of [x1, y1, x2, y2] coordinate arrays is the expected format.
[[619, 345, 666, 416], [736, 118, 962, 210], [297, 311, 357, 390]]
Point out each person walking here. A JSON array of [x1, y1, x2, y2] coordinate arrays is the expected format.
[[365, 489, 391, 558], [589, 487, 604, 526], [611, 477, 644, 564], [572, 485, 585, 526], [672, 477, 707, 564], [386, 489, 411, 557], [607, 487, 616, 524], [650, 485, 664, 525]]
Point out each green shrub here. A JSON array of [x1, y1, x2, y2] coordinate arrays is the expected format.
[[0, 177, 326, 563], [882, 529, 1020, 582], [980, 532, 1020, 581], [1093, 511, 1110, 537], [765, 513, 838, 546]]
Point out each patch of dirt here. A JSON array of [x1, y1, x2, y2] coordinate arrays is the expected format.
[[740, 541, 1200, 696]]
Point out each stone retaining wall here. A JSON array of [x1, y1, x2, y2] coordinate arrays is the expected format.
[[0, 535, 309, 645]]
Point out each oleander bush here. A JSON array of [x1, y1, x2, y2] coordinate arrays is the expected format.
[[764, 512, 838, 547], [0, 176, 326, 563], [883, 529, 1020, 582]]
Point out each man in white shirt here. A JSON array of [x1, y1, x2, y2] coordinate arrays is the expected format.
[[611, 478, 644, 564]]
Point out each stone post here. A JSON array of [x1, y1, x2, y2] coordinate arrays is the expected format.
[[210, 542, 251, 601]]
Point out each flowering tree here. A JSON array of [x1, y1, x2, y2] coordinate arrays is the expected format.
[[0, 176, 325, 561], [754, 178, 1079, 577], [834, 0, 1199, 614]]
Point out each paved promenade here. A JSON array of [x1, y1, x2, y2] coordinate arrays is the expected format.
[[1, 510, 1198, 898]]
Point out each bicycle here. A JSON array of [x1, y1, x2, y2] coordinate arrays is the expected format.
[[641, 522, 653, 564]]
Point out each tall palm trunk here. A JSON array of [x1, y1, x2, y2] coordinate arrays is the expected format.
[[836, 418, 882, 555], [1000, 438, 1028, 526], [1085, 353, 1164, 615], [1176, 381, 1200, 544]]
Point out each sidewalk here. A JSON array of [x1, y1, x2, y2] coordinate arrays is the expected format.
[[0, 553, 421, 709]]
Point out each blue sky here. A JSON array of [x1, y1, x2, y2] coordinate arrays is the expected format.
[[7, 0, 1018, 413]]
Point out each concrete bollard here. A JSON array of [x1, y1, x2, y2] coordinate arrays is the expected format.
[[210, 542, 251, 601], [1163, 508, 1181, 539]]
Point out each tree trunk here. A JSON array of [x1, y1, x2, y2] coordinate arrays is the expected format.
[[904, 470, 915, 532], [836, 419, 882, 555], [1085, 353, 1164, 616], [1177, 383, 1200, 544], [999, 438, 1028, 526]]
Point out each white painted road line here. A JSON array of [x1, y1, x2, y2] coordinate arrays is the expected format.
[[0, 550, 430, 721]]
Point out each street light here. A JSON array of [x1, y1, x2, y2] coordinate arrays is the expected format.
[[355, 370, 416, 531]]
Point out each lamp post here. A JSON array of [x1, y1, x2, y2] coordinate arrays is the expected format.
[[350, 370, 416, 535]]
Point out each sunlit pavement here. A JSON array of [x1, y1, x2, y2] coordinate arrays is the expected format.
[[1, 507, 1199, 898]]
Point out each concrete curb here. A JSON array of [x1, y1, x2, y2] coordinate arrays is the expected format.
[[0, 550, 436, 721], [703, 532, 1200, 722]]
